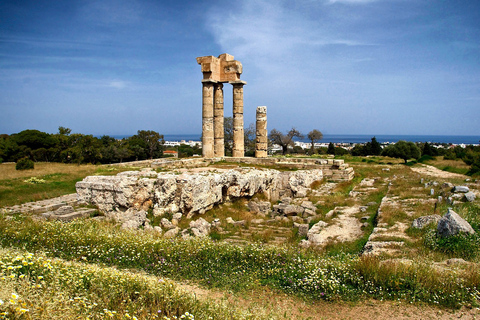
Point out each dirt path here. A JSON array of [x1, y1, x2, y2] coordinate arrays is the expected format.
[[411, 164, 466, 179], [175, 280, 480, 319], [320, 206, 363, 244]]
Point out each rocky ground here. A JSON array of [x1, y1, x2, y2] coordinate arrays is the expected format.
[[2, 161, 480, 319], [3, 163, 478, 258]]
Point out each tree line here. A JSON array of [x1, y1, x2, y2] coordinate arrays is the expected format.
[[2, 125, 479, 176], [0, 127, 165, 165]]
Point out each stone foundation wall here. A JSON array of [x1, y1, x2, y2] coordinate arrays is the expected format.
[[76, 167, 324, 219]]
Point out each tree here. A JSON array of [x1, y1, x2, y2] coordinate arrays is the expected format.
[[224, 117, 233, 156], [327, 142, 335, 155], [244, 123, 256, 157], [366, 137, 382, 155], [422, 142, 437, 157], [307, 129, 323, 154], [58, 126, 71, 136], [382, 140, 421, 163], [268, 128, 303, 155], [129, 130, 164, 159]]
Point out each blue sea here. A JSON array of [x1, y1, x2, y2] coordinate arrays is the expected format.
[[111, 134, 479, 145]]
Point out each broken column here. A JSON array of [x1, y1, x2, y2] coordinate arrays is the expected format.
[[255, 106, 268, 158], [232, 81, 246, 158], [214, 83, 224, 157], [201, 80, 215, 158]]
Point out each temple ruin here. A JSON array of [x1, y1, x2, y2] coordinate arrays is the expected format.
[[255, 106, 268, 158], [197, 53, 246, 158]]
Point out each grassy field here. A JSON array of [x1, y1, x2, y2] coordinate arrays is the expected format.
[[1, 159, 479, 319], [422, 156, 471, 175], [0, 163, 134, 207]]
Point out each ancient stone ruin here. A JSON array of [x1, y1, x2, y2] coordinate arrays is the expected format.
[[76, 167, 324, 220], [255, 106, 268, 158], [197, 53, 246, 158]]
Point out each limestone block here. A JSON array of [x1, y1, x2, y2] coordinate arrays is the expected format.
[[437, 208, 475, 237]]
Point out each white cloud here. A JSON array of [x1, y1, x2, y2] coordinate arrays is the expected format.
[[108, 80, 128, 89]]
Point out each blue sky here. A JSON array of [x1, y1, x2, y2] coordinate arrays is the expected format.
[[1, 0, 479, 136]]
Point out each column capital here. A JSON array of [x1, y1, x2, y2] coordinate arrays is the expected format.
[[201, 79, 218, 84], [229, 80, 247, 86]]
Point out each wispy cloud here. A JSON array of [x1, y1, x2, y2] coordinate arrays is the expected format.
[[108, 80, 128, 89]]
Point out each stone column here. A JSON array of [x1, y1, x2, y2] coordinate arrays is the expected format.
[[202, 80, 216, 158], [255, 106, 268, 158], [214, 83, 224, 157], [231, 81, 246, 158]]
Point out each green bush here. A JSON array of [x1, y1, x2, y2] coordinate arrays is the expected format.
[[15, 157, 34, 170], [424, 229, 480, 260], [418, 155, 435, 163]]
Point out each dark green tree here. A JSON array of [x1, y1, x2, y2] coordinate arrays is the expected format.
[[223, 117, 234, 156], [382, 140, 421, 163], [129, 130, 164, 159], [366, 137, 382, 155], [327, 142, 335, 155], [422, 142, 437, 156]]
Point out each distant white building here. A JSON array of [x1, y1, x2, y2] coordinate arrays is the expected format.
[[164, 140, 201, 147]]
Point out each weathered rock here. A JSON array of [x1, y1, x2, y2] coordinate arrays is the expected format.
[[411, 214, 441, 229], [437, 209, 475, 237], [300, 201, 316, 212], [226, 217, 235, 224], [153, 226, 163, 234], [442, 182, 454, 189], [464, 192, 476, 202], [164, 227, 180, 238], [283, 205, 304, 216], [446, 258, 468, 265], [189, 218, 211, 236], [248, 200, 271, 215], [296, 223, 309, 238], [172, 212, 183, 220], [307, 221, 328, 245], [303, 209, 316, 217], [76, 168, 324, 220], [234, 220, 246, 227], [161, 218, 176, 230], [121, 209, 147, 229], [54, 205, 75, 216], [211, 218, 221, 228], [452, 186, 469, 193]]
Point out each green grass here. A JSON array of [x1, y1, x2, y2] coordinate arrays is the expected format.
[[0, 163, 134, 207], [0, 216, 478, 308], [0, 246, 270, 320]]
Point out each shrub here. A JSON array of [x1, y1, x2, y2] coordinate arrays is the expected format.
[[424, 229, 480, 260], [15, 157, 34, 170]]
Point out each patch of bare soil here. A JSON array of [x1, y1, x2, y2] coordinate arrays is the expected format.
[[411, 164, 466, 179]]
